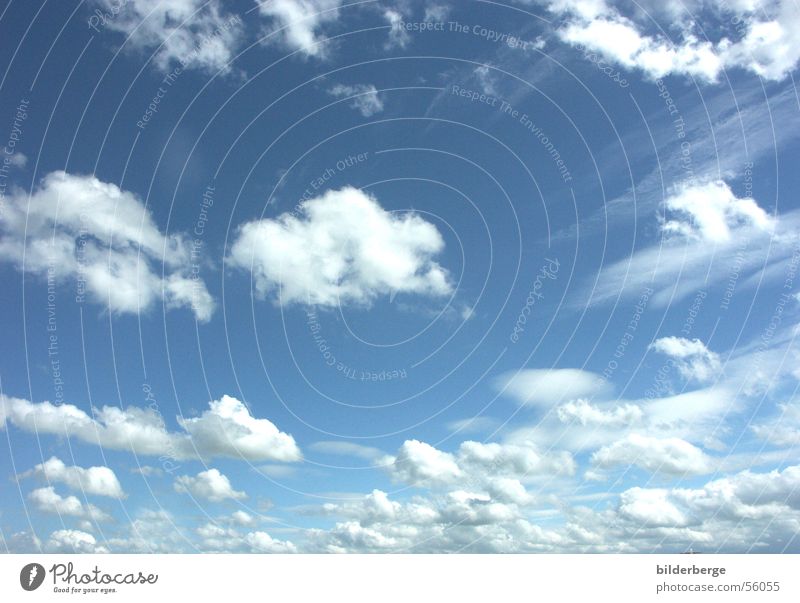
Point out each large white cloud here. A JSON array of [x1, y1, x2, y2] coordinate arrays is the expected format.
[[661, 181, 773, 243], [1, 394, 301, 462], [92, 0, 242, 73], [591, 434, 714, 475], [542, 0, 800, 82], [20, 456, 125, 499], [0, 171, 214, 321], [174, 468, 246, 502], [229, 187, 452, 306], [304, 463, 800, 552], [258, 0, 342, 57]]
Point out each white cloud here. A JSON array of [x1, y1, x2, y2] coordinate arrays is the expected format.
[[557, 399, 643, 427], [384, 8, 410, 49], [592, 434, 714, 475], [45, 529, 108, 553], [0, 171, 214, 321], [94, 0, 242, 73], [619, 487, 689, 526], [6, 151, 26, 168], [587, 181, 795, 308], [382, 438, 574, 492], [547, 0, 800, 82], [244, 530, 297, 552], [20, 456, 125, 498], [229, 187, 452, 306], [259, 0, 342, 57], [28, 487, 112, 522], [385, 439, 462, 487], [650, 337, 722, 383], [328, 83, 384, 116], [1, 393, 301, 462], [497, 368, 611, 407], [661, 181, 773, 243], [174, 469, 246, 502], [231, 510, 255, 526]]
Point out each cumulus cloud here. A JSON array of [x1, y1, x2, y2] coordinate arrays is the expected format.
[[28, 487, 112, 522], [20, 457, 125, 498], [661, 181, 773, 243], [174, 469, 246, 502], [259, 0, 342, 57], [305, 463, 800, 552], [383, 438, 575, 490], [46, 529, 109, 553], [1, 394, 301, 462], [546, 0, 800, 82], [229, 187, 452, 307], [497, 368, 611, 407], [619, 487, 689, 527], [0, 171, 214, 321], [384, 8, 410, 49], [245, 531, 298, 553], [328, 83, 384, 116], [557, 399, 643, 427], [650, 337, 722, 383], [93, 0, 242, 73], [592, 434, 714, 475]]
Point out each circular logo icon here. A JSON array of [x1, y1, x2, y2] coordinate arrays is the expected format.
[[20, 563, 45, 591]]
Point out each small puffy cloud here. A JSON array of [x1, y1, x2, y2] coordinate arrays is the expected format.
[[1, 394, 301, 463], [45, 529, 108, 553], [0, 171, 214, 321], [662, 181, 773, 243], [650, 337, 722, 383], [384, 9, 410, 49], [6, 151, 26, 168], [328, 83, 384, 116], [244, 531, 297, 553], [592, 434, 714, 475], [231, 510, 255, 526], [259, 0, 342, 57], [229, 187, 452, 307], [20, 457, 125, 498], [557, 399, 643, 427], [497, 369, 611, 407], [28, 487, 112, 522], [174, 469, 247, 502], [93, 0, 243, 73]]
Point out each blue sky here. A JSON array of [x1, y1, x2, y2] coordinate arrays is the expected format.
[[1, 0, 800, 553]]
